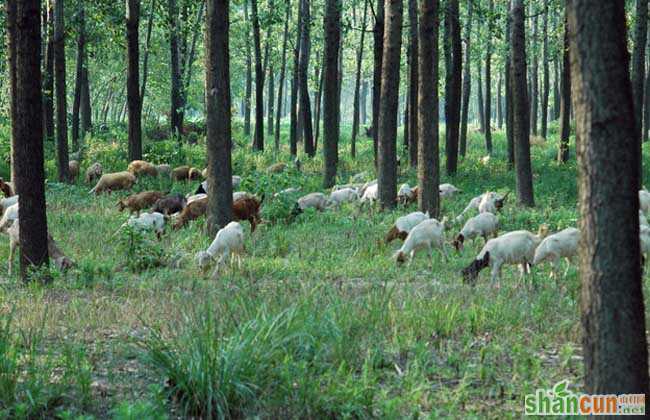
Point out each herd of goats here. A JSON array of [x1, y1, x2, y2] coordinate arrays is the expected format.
[[1, 157, 649, 284]]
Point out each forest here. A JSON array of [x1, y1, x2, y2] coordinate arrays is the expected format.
[[1, 0, 649, 418]]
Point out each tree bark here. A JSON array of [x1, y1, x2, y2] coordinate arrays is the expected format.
[[444, 0, 461, 175], [567, 0, 650, 397], [531, 13, 539, 136], [80, 66, 91, 134], [459, 0, 472, 158], [505, 0, 514, 167], [298, 0, 314, 156], [140, 0, 156, 107], [417, 0, 439, 218], [644, 48, 650, 143], [497, 73, 503, 129], [205, 0, 234, 234], [42, 0, 54, 143], [244, 0, 252, 137], [323, 0, 341, 188], [477, 63, 485, 133], [558, 9, 571, 163], [378, 0, 403, 209], [169, 0, 183, 139], [541, 0, 549, 138], [127, 0, 142, 162], [511, 0, 534, 206], [372, 0, 385, 165], [7, 0, 50, 280], [406, 0, 418, 167], [484, 0, 494, 154], [351, 0, 369, 159], [632, 0, 647, 173], [267, 65, 274, 136], [251, 0, 265, 151], [274, 0, 290, 150], [553, 56, 560, 120], [289, 0, 301, 156], [361, 79, 368, 124], [71, 0, 85, 152], [313, 56, 324, 150], [54, 0, 69, 182]]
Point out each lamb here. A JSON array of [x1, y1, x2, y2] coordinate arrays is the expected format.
[[0, 195, 18, 216], [452, 212, 499, 251], [127, 160, 158, 177], [151, 193, 187, 215], [394, 217, 449, 265], [172, 166, 202, 181], [156, 164, 172, 178], [0, 202, 18, 231], [439, 183, 461, 198], [173, 196, 208, 229], [118, 191, 166, 214], [532, 227, 580, 279], [69, 160, 80, 180], [0, 178, 14, 198], [123, 211, 166, 239], [194, 176, 242, 195], [385, 211, 429, 243], [7, 222, 74, 275], [195, 221, 245, 278], [85, 162, 103, 184], [461, 225, 549, 286], [328, 187, 359, 207], [89, 171, 137, 194], [292, 192, 329, 216]]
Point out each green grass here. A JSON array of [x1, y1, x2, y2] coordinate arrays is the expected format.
[[0, 120, 647, 417]]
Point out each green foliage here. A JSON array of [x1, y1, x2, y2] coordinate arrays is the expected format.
[[119, 225, 167, 273]]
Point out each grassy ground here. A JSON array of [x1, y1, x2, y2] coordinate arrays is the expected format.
[[0, 122, 647, 418]]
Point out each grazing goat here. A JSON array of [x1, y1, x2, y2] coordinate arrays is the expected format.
[[89, 171, 137, 194], [640, 189, 650, 214], [7, 222, 75, 275], [360, 183, 379, 203], [641, 210, 649, 228], [0, 203, 18, 231], [151, 193, 187, 215], [194, 176, 242, 195], [394, 218, 448, 265], [69, 160, 80, 180], [0, 178, 14, 198], [156, 164, 172, 178], [397, 184, 414, 205], [532, 227, 579, 279], [455, 191, 508, 222], [267, 162, 287, 173], [123, 212, 166, 239], [274, 187, 301, 198], [118, 191, 165, 214], [85, 162, 103, 184], [173, 196, 208, 229], [196, 221, 245, 278], [172, 166, 202, 181], [386, 211, 429, 243], [292, 192, 329, 216], [461, 225, 549, 286], [359, 179, 377, 197], [127, 160, 158, 177], [328, 188, 359, 207], [0, 195, 18, 216], [439, 183, 461, 198], [452, 212, 499, 251], [233, 195, 264, 232]]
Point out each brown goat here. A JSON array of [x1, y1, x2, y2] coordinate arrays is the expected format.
[[172, 166, 203, 182], [69, 160, 80, 180], [85, 162, 103, 184], [0, 178, 14, 198], [172, 196, 208, 229], [233, 195, 264, 232], [89, 171, 137, 194], [151, 193, 187, 215], [267, 162, 287, 174], [118, 191, 165, 214], [127, 160, 159, 177]]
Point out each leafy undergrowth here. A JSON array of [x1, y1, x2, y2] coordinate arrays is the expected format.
[[0, 122, 647, 418]]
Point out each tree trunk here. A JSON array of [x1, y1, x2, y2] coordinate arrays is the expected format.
[[511, 0, 534, 206], [484, 0, 493, 153], [444, 0, 461, 175], [553, 56, 560, 120], [289, 0, 301, 156], [244, 0, 252, 137], [42, 0, 54, 143], [205, 0, 234, 234], [477, 64, 485, 133], [541, 0, 549, 138], [140, 0, 156, 105], [459, 0, 472, 158], [71, 0, 85, 153], [351, 0, 369, 159], [181, 2, 204, 108], [54, 0, 69, 182], [80, 66, 91, 134], [372, 0, 385, 165], [632, 0, 647, 174], [298, 0, 314, 156], [274, 0, 290, 150], [567, 0, 650, 397], [558, 9, 571, 163], [644, 48, 650, 143], [531, 14, 538, 136], [497, 73, 503, 129], [406, 0, 418, 167], [267, 65, 274, 136], [323, 0, 341, 188], [505, 0, 514, 167], [169, 0, 183, 139], [314, 55, 324, 151], [361, 79, 368, 124], [127, 0, 142, 162], [7, 0, 50, 281], [417, 0, 439, 217], [377, 0, 403, 209], [251, 0, 265, 151]]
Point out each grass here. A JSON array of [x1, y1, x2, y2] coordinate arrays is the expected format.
[[0, 120, 646, 417]]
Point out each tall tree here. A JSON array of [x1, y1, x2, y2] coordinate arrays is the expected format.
[[444, 0, 461, 175], [540, 0, 549, 138], [53, 0, 69, 181], [530, 13, 539, 135], [417, 0, 439, 217], [251, 0, 265, 151], [205, 0, 234, 234], [274, 0, 291, 150], [459, 0, 473, 158], [632, 0, 647, 176], [406, 0, 418, 167], [351, 0, 369, 159], [42, 0, 54, 143], [267, 64, 275, 136], [477, 63, 485, 132], [644, 48, 650, 142], [497, 73, 503, 129], [377, 0, 403, 209], [140, 0, 156, 107], [558, 10, 571, 163], [169, 0, 183, 138], [298, 0, 314, 156], [71, 0, 85, 152], [323, 0, 341, 188], [7, 0, 50, 280], [567, 0, 650, 397], [505, 0, 514, 167], [289, 0, 301, 156], [484, 0, 494, 153], [372, 0, 385, 165], [127, 0, 142, 162], [243, 1, 252, 137], [511, 0, 534, 206]]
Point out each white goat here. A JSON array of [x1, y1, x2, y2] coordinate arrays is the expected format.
[[455, 191, 508, 222], [452, 212, 499, 251], [186, 193, 208, 205], [0, 195, 18, 216], [641, 210, 649, 228], [532, 227, 580, 279], [462, 225, 549, 286], [195, 221, 245, 278], [359, 179, 378, 198], [274, 187, 301, 198], [640, 189, 650, 214], [397, 183, 413, 203], [439, 183, 461, 198], [7, 222, 74, 275], [0, 202, 19, 232], [328, 187, 359, 207], [394, 217, 449, 265], [385, 211, 429, 243], [360, 183, 379, 203], [123, 212, 166, 238], [293, 192, 329, 215]]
